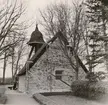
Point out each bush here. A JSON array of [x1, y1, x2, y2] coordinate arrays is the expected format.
[[71, 80, 106, 100]]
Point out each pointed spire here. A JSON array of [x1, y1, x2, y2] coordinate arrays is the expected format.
[[35, 24, 38, 31]]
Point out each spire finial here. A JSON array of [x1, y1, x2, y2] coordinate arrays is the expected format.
[[35, 24, 38, 31]]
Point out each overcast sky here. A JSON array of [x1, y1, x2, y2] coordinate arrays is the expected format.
[[23, 0, 74, 36]]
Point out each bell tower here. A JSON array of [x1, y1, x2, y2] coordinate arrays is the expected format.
[[27, 24, 45, 58]]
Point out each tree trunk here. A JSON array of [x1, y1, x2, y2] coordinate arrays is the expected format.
[[11, 47, 15, 83], [2, 52, 7, 84], [75, 69, 79, 80], [101, 6, 108, 71], [13, 55, 20, 79]]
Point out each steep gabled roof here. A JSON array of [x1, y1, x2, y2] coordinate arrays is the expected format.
[[18, 31, 89, 76]]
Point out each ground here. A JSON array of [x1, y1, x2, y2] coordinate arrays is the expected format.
[[1, 85, 108, 105], [48, 95, 108, 105], [2, 85, 40, 105]]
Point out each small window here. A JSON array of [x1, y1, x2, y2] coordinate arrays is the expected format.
[[55, 70, 63, 80]]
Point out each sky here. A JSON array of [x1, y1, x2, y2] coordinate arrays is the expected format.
[[22, 0, 73, 36]]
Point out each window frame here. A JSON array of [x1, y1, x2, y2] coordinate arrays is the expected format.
[[55, 70, 63, 80]]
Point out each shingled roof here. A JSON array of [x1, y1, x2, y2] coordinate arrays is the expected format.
[[27, 25, 45, 46]]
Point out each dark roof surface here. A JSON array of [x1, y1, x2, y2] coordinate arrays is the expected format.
[[28, 25, 45, 46]]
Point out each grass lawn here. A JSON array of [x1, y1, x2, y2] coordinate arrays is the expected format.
[[48, 95, 108, 105]]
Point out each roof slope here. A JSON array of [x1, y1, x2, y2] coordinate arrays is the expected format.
[[18, 32, 58, 76], [18, 44, 47, 76], [18, 31, 89, 76]]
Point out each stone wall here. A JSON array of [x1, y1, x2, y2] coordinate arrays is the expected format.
[[25, 40, 85, 94]]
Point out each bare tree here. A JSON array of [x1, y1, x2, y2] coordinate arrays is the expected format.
[[0, 0, 25, 58], [39, 1, 89, 80], [0, 0, 26, 84], [14, 36, 26, 78]]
